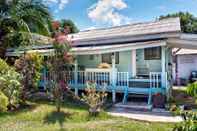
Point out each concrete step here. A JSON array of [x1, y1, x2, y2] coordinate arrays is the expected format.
[[114, 102, 152, 111]]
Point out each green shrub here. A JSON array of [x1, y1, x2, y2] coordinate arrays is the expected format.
[[0, 91, 9, 112], [14, 52, 43, 89], [0, 58, 22, 109], [173, 82, 197, 130], [187, 82, 197, 98], [173, 111, 197, 131]]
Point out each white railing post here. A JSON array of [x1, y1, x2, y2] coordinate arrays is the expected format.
[[161, 46, 166, 88], [74, 59, 78, 96], [112, 53, 116, 103], [131, 49, 136, 77]]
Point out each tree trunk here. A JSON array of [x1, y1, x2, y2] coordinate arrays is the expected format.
[[0, 46, 6, 59], [56, 98, 61, 112]]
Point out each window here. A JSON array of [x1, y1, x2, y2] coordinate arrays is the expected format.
[[89, 55, 94, 60], [102, 52, 119, 64], [144, 47, 161, 60]]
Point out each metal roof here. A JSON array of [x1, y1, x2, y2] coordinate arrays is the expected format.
[[70, 17, 181, 46]]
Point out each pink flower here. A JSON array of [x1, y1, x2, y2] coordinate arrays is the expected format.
[[59, 80, 68, 91], [56, 34, 67, 44], [63, 52, 68, 59]]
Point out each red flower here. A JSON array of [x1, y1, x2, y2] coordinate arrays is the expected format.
[[63, 52, 68, 59], [59, 80, 68, 91], [52, 21, 60, 30], [55, 34, 67, 44]]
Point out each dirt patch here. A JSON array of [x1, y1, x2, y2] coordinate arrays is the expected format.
[[172, 89, 196, 108]]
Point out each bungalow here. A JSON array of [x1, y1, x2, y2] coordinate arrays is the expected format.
[[6, 17, 197, 108]]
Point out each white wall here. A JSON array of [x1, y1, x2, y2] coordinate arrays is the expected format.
[[177, 54, 197, 80], [77, 51, 132, 72], [77, 49, 163, 75], [136, 49, 162, 73]]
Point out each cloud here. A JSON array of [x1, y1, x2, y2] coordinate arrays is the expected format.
[[156, 5, 167, 11], [44, 0, 58, 4], [88, 0, 131, 26], [59, 0, 69, 10], [43, 0, 70, 11], [84, 26, 97, 31]]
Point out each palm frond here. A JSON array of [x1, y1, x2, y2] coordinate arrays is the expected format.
[[0, 0, 53, 48]]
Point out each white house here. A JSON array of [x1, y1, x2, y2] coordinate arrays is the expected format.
[[6, 17, 197, 108]]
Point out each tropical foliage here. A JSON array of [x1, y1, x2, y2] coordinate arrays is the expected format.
[[15, 53, 44, 89], [0, 0, 52, 57], [81, 81, 107, 116], [0, 58, 22, 109], [173, 111, 197, 131], [159, 12, 197, 33], [14, 52, 43, 102], [61, 19, 79, 33], [187, 82, 197, 100], [173, 83, 197, 131], [0, 91, 8, 112]]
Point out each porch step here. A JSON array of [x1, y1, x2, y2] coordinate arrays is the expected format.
[[122, 88, 151, 104], [114, 102, 152, 111], [127, 93, 148, 98]]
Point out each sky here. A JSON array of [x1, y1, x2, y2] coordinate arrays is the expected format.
[[43, 0, 197, 31]]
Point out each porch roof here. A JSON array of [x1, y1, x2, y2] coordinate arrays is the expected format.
[[6, 40, 166, 56], [72, 40, 166, 55], [167, 33, 197, 49]]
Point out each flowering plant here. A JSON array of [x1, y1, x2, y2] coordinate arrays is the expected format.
[[46, 29, 74, 112], [81, 81, 107, 116]]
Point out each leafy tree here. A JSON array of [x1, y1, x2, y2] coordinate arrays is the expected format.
[[51, 19, 79, 37], [47, 30, 74, 112], [61, 19, 79, 34], [159, 12, 197, 33], [0, 0, 52, 57]]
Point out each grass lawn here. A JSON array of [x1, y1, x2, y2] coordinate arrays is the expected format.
[[0, 98, 174, 131]]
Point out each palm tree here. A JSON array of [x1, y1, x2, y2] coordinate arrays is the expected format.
[[0, 0, 52, 57]]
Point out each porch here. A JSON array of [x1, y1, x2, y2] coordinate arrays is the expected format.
[[42, 69, 166, 107], [41, 43, 169, 106]]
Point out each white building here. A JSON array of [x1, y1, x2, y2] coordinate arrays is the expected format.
[[174, 48, 197, 85]]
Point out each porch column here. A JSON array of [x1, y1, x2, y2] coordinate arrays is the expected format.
[[111, 53, 116, 103], [74, 59, 78, 96], [131, 49, 136, 77], [161, 46, 166, 88]]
